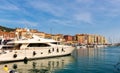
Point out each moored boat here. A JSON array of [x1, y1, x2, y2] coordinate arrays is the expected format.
[[0, 34, 75, 63]]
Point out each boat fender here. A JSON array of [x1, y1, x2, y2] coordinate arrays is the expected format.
[[52, 48, 54, 52], [62, 48, 65, 52], [41, 52, 43, 54], [57, 48, 59, 52], [24, 57, 28, 64], [13, 54, 17, 58], [33, 51, 36, 56], [48, 49, 51, 53]]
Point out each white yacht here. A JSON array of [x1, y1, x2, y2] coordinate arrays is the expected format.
[[0, 35, 75, 63]]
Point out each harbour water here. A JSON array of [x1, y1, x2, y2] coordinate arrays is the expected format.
[[0, 47, 120, 73]]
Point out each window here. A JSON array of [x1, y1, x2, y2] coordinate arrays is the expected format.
[[2, 39, 13, 45], [2, 46, 14, 50], [28, 43, 50, 47], [51, 42, 61, 45], [0, 39, 2, 45]]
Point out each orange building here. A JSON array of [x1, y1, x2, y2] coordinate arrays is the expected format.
[[64, 35, 73, 44], [75, 34, 87, 44], [0, 31, 15, 39]]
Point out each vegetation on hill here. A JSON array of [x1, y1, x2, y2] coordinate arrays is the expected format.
[[0, 25, 15, 32]]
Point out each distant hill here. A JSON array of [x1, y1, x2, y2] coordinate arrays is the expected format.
[[0, 25, 15, 32]]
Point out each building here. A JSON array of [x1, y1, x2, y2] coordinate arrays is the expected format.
[[33, 32, 45, 38], [15, 28, 45, 39], [64, 35, 73, 44], [45, 33, 52, 39], [87, 34, 95, 45], [75, 34, 87, 44], [0, 31, 15, 39], [52, 34, 64, 41], [15, 28, 108, 45]]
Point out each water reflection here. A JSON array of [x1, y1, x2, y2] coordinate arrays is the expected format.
[[0, 56, 74, 73], [73, 48, 105, 59], [72, 47, 120, 73]]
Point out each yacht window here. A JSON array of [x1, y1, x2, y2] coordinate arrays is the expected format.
[[2, 46, 14, 50], [28, 43, 50, 47], [51, 42, 61, 45], [15, 44, 22, 48], [2, 39, 13, 45], [0, 39, 2, 45], [7, 43, 14, 45]]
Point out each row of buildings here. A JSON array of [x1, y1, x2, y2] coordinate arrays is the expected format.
[[0, 28, 108, 45]]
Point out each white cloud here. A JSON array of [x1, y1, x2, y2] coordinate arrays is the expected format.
[[106, 0, 120, 17], [28, 0, 65, 16], [0, 5, 19, 10], [0, 0, 19, 10], [74, 12, 93, 24], [0, 19, 38, 27], [108, 0, 120, 5], [49, 19, 75, 27], [75, 0, 120, 18], [76, 0, 93, 3]]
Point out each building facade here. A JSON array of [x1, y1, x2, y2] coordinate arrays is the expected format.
[[52, 34, 64, 41], [0, 28, 108, 45], [64, 35, 73, 44], [0, 30, 15, 39]]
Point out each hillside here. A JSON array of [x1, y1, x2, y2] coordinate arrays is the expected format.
[[0, 25, 15, 32]]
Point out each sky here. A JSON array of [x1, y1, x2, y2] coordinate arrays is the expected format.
[[0, 0, 120, 42]]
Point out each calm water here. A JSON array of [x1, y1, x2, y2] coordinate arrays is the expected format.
[[0, 47, 120, 73]]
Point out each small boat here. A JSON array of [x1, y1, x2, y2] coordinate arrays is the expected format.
[[0, 34, 75, 63], [76, 45, 86, 49]]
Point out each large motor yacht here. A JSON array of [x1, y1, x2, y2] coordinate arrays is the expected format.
[[0, 34, 75, 63]]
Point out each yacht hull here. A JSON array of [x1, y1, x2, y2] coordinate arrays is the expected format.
[[0, 47, 74, 63]]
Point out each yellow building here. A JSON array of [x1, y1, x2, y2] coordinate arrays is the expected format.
[[94, 35, 107, 45], [33, 32, 45, 38], [75, 34, 87, 44], [45, 33, 52, 39], [100, 36, 107, 44], [15, 28, 45, 39], [87, 34, 95, 45], [52, 34, 63, 41]]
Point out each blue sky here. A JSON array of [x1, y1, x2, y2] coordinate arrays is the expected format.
[[0, 0, 120, 42]]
